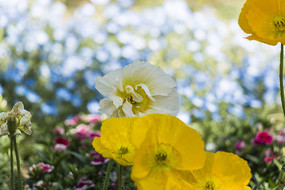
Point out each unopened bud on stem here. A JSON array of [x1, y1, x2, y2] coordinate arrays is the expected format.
[[7, 116, 17, 135]]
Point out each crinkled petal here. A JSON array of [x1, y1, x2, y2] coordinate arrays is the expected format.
[[19, 121, 32, 135], [212, 152, 251, 188], [99, 98, 118, 117], [123, 61, 176, 96], [135, 84, 155, 101], [109, 95, 123, 108], [11, 102, 24, 115], [20, 115, 30, 126], [146, 89, 179, 116], [95, 74, 118, 97], [0, 112, 8, 124], [0, 123, 8, 136], [122, 101, 136, 117]]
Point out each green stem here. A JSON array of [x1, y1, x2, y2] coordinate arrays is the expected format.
[[280, 44, 285, 117], [118, 165, 123, 190], [13, 137, 23, 190], [10, 137, 14, 190], [102, 160, 114, 190]]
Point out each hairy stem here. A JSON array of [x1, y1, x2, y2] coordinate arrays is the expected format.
[[10, 137, 14, 190], [102, 160, 114, 190], [280, 44, 285, 117], [13, 137, 23, 190], [118, 165, 123, 190]]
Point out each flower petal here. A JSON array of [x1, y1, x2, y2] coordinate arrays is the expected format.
[[212, 152, 251, 188], [99, 98, 118, 117], [146, 89, 179, 116], [122, 101, 136, 117]]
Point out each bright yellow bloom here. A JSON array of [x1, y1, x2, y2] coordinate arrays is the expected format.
[[131, 114, 205, 190], [92, 117, 139, 166], [238, 0, 285, 45], [169, 152, 252, 190]]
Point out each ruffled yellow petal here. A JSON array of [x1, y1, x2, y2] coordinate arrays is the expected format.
[[178, 151, 251, 189], [92, 117, 138, 166], [134, 171, 167, 190], [212, 152, 252, 188], [238, 0, 285, 45], [238, 0, 255, 34], [165, 173, 195, 190], [136, 114, 205, 171], [190, 152, 215, 180], [135, 170, 189, 190], [131, 114, 205, 182], [246, 5, 277, 40], [247, 34, 279, 46], [92, 137, 112, 158]]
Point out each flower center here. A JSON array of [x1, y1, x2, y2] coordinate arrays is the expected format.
[[149, 144, 181, 172], [274, 17, 285, 32], [118, 146, 128, 158], [121, 85, 152, 114], [204, 181, 215, 190], [155, 150, 168, 163]]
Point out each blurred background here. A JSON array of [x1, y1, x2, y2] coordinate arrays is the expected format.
[[0, 0, 283, 189]]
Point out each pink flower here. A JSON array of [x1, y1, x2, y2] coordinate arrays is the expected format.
[[277, 130, 285, 144], [54, 127, 65, 135], [75, 178, 94, 190], [264, 149, 277, 162], [29, 162, 54, 173], [264, 148, 273, 157], [54, 144, 68, 152], [253, 131, 274, 145], [65, 116, 80, 125], [54, 137, 69, 152], [86, 114, 100, 123], [71, 124, 93, 140], [235, 141, 246, 152], [91, 152, 109, 165]]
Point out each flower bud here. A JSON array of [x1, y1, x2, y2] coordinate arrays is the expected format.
[[7, 116, 17, 135]]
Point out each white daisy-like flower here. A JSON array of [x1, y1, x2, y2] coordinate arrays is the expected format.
[[95, 60, 179, 117], [0, 101, 32, 137]]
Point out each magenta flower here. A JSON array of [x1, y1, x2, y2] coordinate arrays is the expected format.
[[91, 152, 109, 165], [235, 141, 246, 151], [264, 156, 276, 162], [264, 149, 277, 162], [253, 131, 274, 145], [54, 137, 69, 152], [55, 137, 69, 146], [29, 162, 54, 173], [75, 177, 94, 190], [89, 131, 101, 140]]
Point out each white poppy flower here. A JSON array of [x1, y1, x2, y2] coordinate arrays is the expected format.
[[96, 60, 179, 117], [0, 101, 32, 136]]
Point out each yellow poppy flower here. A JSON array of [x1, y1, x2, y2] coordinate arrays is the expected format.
[[92, 117, 140, 166], [169, 152, 252, 190], [131, 114, 205, 190], [238, 0, 285, 45]]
